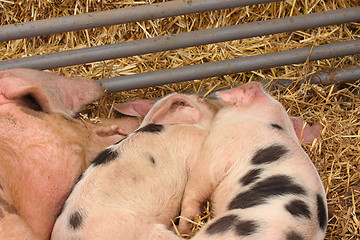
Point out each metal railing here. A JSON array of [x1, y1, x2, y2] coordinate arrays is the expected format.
[[0, 0, 359, 92], [0, 0, 279, 42]]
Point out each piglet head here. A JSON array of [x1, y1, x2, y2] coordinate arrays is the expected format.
[[217, 82, 321, 143], [216, 82, 292, 128]]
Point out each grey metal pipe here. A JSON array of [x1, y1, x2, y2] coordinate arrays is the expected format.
[[309, 65, 360, 85], [191, 65, 360, 96], [0, 0, 280, 42], [0, 7, 359, 71], [97, 40, 360, 92], [259, 65, 360, 91]]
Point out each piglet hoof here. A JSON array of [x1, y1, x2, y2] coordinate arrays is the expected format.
[[178, 217, 194, 235], [92, 125, 117, 136]]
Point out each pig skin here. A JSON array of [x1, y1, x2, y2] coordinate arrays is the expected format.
[[0, 188, 39, 240], [0, 69, 142, 240], [179, 82, 327, 240], [51, 94, 223, 240]]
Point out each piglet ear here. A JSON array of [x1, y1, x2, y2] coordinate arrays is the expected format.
[[216, 88, 238, 105], [216, 82, 264, 106], [0, 68, 102, 117], [148, 94, 200, 125], [113, 99, 154, 118], [290, 117, 323, 144]]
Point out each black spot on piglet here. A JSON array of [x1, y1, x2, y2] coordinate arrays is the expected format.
[[234, 220, 258, 236], [69, 211, 83, 230], [251, 145, 288, 165], [316, 194, 328, 230], [286, 231, 304, 240], [285, 199, 311, 219], [271, 123, 283, 130], [136, 123, 164, 133], [229, 175, 306, 210], [91, 148, 119, 166], [206, 215, 237, 235], [240, 168, 263, 186]]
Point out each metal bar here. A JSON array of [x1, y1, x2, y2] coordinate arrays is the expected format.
[[258, 65, 360, 91], [184, 65, 360, 97], [309, 65, 360, 85], [97, 40, 360, 92], [0, 0, 280, 42], [0, 7, 359, 71]]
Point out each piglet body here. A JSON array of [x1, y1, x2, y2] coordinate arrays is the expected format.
[[51, 94, 221, 240], [0, 69, 141, 240], [180, 82, 327, 240]]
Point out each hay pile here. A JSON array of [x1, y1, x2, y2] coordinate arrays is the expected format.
[[1, 0, 359, 239]]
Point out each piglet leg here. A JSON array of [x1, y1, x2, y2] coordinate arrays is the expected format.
[[179, 155, 215, 234], [150, 224, 182, 240]]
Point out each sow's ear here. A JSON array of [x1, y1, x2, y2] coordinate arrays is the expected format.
[[291, 117, 323, 144], [147, 94, 201, 125], [114, 99, 155, 119], [0, 68, 102, 117]]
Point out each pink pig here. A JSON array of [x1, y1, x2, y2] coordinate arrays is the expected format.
[[51, 93, 223, 240], [0, 69, 143, 240], [179, 82, 327, 240]]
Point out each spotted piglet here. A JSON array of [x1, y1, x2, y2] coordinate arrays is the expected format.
[[179, 82, 327, 240], [51, 93, 221, 240]]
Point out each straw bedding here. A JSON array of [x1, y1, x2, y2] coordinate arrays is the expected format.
[[1, 0, 359, 239]]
